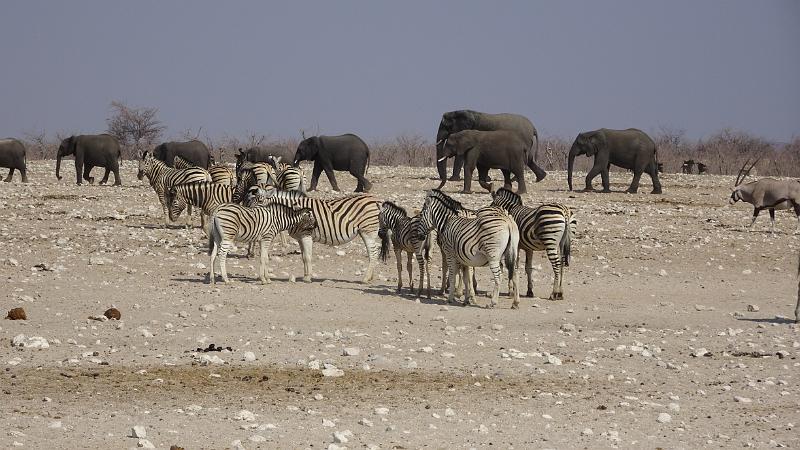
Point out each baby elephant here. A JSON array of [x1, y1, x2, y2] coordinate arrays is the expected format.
[[438, 130, 530, 194], [0, 138, 27, 183], [293, 134, 372, 192]]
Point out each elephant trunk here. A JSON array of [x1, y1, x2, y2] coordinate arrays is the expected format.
[[567, 145, 580, 191], [56, 152, 63, 180]]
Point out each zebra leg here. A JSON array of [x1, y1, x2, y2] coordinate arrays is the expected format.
[[414, 251, 426, 298], [406, 251, 414, 294], [218, 241, 232, 283], [209, 240, 218, 284], [439, 245, 448, 296], [259, 239, 272, 284], [446, 258, 458, 305], [299, 235, 314, 282], [524, 250, 534, 297], [487, 262, 503, 308], [394, 247, 403, 292], [359, 231, 380, 283], [546, 246, 563, 300], [463, 265, 475, 306]]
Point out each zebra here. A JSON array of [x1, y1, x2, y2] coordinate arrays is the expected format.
[[208, 203, 316, 284], [233, 163, 277, 203], [245, 186, 381, 283], [419, 189, 520, 308], [174, 155, 235, 185], [165, 181, 233, 234], [137, 151, 211, 225], [267, 155, 306, 192], [378, 201, 432, 297], [490, 188, 577, 300]]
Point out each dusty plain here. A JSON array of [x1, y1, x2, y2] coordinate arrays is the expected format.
[[1, 160, 799, 449]]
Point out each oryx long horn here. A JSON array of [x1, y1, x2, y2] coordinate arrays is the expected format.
[[735, 157, 752, 186]]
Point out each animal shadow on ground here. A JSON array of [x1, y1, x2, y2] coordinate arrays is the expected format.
[[736, 316, 796, 325]]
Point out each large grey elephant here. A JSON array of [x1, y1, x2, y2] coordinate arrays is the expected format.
[[293, 134, 371, 192], [56, 134, 122, 186], [0, 138, 27, 183], [435, 110, 546, 189], [235, 146, 279, 176], [153, 140, 211, 168], [567, 128, 662, 194], [438, 130, 530, 194]]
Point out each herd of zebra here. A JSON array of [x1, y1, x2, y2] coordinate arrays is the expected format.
[[134, 150, 577, 308]]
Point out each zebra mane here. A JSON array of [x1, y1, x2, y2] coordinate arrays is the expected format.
[[427, 189, 465, 213], [382, 201, 408, 218], [493, 188, 522, 207]]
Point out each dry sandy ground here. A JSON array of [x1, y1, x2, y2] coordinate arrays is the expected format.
[[1, 160, 799, 450]]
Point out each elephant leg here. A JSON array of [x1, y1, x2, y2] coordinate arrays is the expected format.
[[352, 168, 371, 193], [513, 169, 526, 194], [83, 165, 95, 185], [462, 166, 474, 194], [527, 159, 547, 182], [98, 168, 110, 185], [20, 168, 28, 183], [323, 167, 340, 192], [450, 155, 464, 181], [112, 168, 121, 186], [3, 168, 13, 182], [769, 208, 776, 235], [501, 169, 513, 190], [649, 162, 662, 194], [476, 166, 491, 192], [584, 163, 604, 191], [309, 162, 322, 191], [627, 170, 643, 194], [794, 202, 800, 234]]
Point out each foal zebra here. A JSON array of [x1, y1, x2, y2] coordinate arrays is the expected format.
[[208, 203, 316, 284], [174, 156, 235, 185], [490, 188, 577, 300], [267, 155, 306, 192], [419, 190, 520, 308], [137, 151, 211, 225], [378, 201, 432, 297], [246, 186, 381, 283], [166, 181, 233, 233]]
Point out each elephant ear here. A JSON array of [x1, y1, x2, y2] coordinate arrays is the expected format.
[[586, 132, 606, 157]]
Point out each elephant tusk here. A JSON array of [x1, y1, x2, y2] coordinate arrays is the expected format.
[[437, 156, 448, 162], [436, 139, 445, 146]]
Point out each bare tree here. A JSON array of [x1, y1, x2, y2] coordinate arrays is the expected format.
[[22, 129, 53, 159], [106, 100, 166, 157]]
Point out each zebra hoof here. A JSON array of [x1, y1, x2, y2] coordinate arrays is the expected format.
[[549, 293, 563, 301], [526, 291, 534, 298], [303, 276, 312, 283], [511, 302, 520, 310]]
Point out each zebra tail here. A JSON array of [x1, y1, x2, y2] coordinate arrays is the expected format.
[[207, 215, 220, 256], [379, 228, 391, 262], [559, 216, 573, 267], [503, 233, 517, 281]]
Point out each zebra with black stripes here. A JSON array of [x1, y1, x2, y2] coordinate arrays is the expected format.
[[233, 163, 277, 203], [267, 155, 305, 192], [246, 186, 381, 283], [166, 181, 233, 234], [378, 201, 432, 297], [423, 189, 477, 297], [419, 189, 520, 308], [174, 156, 235, 185], [137, 151, 211, 225], [490, 188, 576, 300], [208, 202, 316, 284]]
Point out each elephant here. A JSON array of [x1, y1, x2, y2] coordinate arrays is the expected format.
[[56, 134, 122, 186], [293, 134, 372, 192], [567, 128, 662, 194], [0, 138, 27, 183], [438, 130, 530, 194], [153, 140, 211, 168], [435, 110, 547, 189], [235, 146, 278, 177]]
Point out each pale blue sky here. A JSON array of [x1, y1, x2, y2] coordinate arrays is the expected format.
[[1, 1, 798, 142]]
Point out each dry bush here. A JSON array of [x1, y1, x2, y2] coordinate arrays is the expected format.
[[106, 101, 166, 158], [539, 136, 571, 171], [370, 134, 433, 167]]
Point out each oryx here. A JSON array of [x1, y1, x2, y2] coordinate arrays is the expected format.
[[729, 156, 800, 234]]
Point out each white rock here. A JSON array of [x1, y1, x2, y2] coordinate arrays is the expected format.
[[130, 425, 147, 438], [313, 394, 324, 401], [560, 323, 576, 332], [322, 367, 344, 377], [249, 435, 266, 443], [747, 304, 760, 312], [491, 324, 504, 331], [242, 351, 256, 362], [328, 445, 346, 450], [733, 396, 752, 403], [359, 418, 374, 427], [48, 421, 62, 429], [581, 428, 594, 436], [445, 408, 455, 417], [546, 354, 562, 365], [308, 360, 321, 370], [236, 410, 256, 422], [230, 440, 246, 450], [335, 250, 346, 256], [6, 257, 19, 266], [333, 430, 353, 443], [198, 354, 225, 365], [374, 407, 389, 415], [691, 348, 709, 357], [657, 413, 672, 423], [11, 335, 49, 349], [137, 439, 155, 449], [199, 304, 216, 312], [343, 347, 360, 356]]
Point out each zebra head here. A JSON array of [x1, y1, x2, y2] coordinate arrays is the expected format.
[[243, 184, 276, 207], [166, 186, 187, 222], [491, 188, 523, 210], [137, 151, 153, 180]]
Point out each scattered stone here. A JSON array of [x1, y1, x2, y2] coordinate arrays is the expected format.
[[374, 407, 389, 415], [249, 435, 266, 443], [170, 446, 185, 450], [581, 428, 594, 436], [657, 413, 672, 423], [236, 410, 256, 422], [491, 324, 504, 331], [322, 365, 344, 377], [322, 419, 335, 427], [313, 393, 324, 401], [545, 354, 562, 365], [5, 308, 26, 320], [359, 418, 374, 427], [5, 257, 19, 267], [138, 439, 155, 449], [560, 323, 576, 332], [691, 348, 709, 357], [104, 308, 121, 320], [197, 354, 225, 365], [11, 335, 49, 349], [733, 396, 752, 403], [333, 430, 353, 443], [130, 426, 147, 438], [199, 304, 216, 312], [747, 304, 760, 312], [242, 351, 256, 362], [230, 439, 246, 450], [343, 347, 360, 356]]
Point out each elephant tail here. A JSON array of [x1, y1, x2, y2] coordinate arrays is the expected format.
[[365, 152, 370, 175]]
